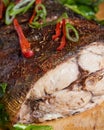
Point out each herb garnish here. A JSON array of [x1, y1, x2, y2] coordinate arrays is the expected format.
[[0, 104, 10, 129], [0, 83, 10, 129], [13, 124, 53, 130], [0, 83, 7, 98], [58, 0, 104, 21]]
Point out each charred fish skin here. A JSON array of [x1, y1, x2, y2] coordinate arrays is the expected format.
[[0, 0, 104, 124]]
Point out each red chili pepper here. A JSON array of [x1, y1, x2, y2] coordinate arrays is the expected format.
[[29, 9, 36, 24], [36, 0, 42, 4], [29, 0, 42, 24], [57, 35, 66, 51], [13, 18, 34, 58], [52, 19, 66, 50], [57, 19, 66, 50], [0, 0, 4, 19], [52, 22, 62, 40]]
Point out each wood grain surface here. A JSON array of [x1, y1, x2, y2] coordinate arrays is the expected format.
[[96, 2, 104, 20], [41, 102, 104, 130]]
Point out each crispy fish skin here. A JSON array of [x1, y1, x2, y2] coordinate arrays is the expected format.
[[0, 0, 104, 124]]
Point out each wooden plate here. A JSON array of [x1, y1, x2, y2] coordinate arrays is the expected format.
[[96, 2, 104, 20], [41, 102, 104, 130]]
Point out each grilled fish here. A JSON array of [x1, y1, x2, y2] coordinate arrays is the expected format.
[[0, 0, 104, 124]]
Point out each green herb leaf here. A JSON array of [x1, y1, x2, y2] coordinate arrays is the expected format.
[[59, 0, 104, 20], [0, 104, 9, 128], [65, 4, 95, 20], [3, 0, 9, 6], [57, 0, 76, 5], [13, 124, 53, 130], [0, 83, 7, 98]]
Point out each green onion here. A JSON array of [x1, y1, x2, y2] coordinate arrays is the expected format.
[[30, 21, 42, 28], [30, 12, 68, 29], [10, 0, 35, 16], [56, 12, 68, 23], [30, 3, 47, 28], [5, 2, 15, 25], [13, 124, 53, 130], [5, 0, 35, 25], [65, 22, 79, 42], [35, 3, 47, 22], [2, 0, 9, 6], [29, 19, 57, 28]]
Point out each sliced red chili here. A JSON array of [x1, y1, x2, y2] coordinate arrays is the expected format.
[[52, 22, 62, 40], [57, 35, 66, 51], [13, 18, 34, 58], [36, 0, 42, 4], [57, 19, 66, 50], [29, 9, 36, 24], [52, 19, 66, 50], [0, 0, 4, 19], [29, 0, 42, 24]]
